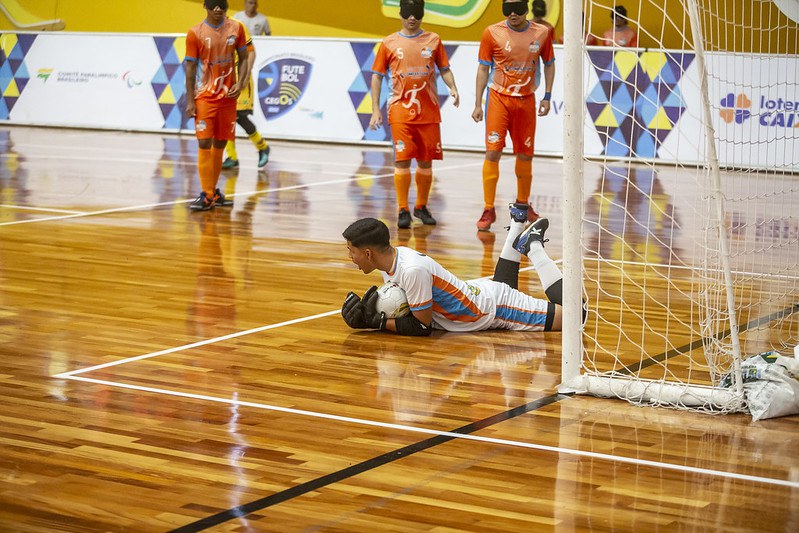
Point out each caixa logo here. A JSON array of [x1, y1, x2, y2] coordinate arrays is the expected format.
[[719, 93, 751, 124], [757, 95, 799, 128], [258, 57, 312, 120], [721, 92, 799, 128]]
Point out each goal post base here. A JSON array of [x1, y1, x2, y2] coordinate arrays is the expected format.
[[558, 375, 746, 413]]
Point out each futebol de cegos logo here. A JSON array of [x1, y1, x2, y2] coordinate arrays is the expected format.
[[258, 55, 313, 120], [381, 0, 490, 28]]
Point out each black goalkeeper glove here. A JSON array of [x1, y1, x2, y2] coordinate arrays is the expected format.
[[342, 286, 386, 330], [361, 285, 387, 330]]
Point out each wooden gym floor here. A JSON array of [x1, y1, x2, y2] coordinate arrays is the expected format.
[[0, 125, 797, 532]]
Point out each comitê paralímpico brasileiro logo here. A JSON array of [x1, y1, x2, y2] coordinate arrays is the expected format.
[[258, 56, 312, 121]]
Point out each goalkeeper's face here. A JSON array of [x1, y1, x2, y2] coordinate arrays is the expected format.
[[346, 242, 377, 274]]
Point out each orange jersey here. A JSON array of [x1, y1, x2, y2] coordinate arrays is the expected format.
[[601, 25, 638, 47], [185, 18, 248, 101], [372, 30, 451, 125], [478, 20, 555, 97]]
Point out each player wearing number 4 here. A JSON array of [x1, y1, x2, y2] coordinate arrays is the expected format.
[[370, 0, 460, 229], [342, 204, 564, 335], [472, 0, 556, 231]]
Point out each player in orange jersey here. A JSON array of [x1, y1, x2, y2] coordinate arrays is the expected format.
[[184, 0, 250, 211], [370, 0, 460, 229], [601, 5, 638, 48], [472, 0, 555, 231]]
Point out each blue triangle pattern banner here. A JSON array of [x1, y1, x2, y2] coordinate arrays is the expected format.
[[151, 37, 191, 131], [586, 50, 695, 158], [0, 33, 37, 120]]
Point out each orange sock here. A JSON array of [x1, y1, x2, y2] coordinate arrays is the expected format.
[[482, 159, 499, 208], [515, 158, 532, 204], [414, 167, 433, 208], [211, 145, 225, 190], [198, 148, 215, 196], [394, 167, 412, 211]]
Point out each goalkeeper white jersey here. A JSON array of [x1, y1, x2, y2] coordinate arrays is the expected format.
[[382, 246, 550, 332]]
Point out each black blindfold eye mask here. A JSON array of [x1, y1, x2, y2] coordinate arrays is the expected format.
[[205, 0, 228, 10], [400, 4, 425, 20], [502, 1, 528, 17]]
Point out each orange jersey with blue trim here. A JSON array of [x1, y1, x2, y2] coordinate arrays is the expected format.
[[372, 30, 451, 125], [185, 18, 248, 102], [478, 20, 554, 97]]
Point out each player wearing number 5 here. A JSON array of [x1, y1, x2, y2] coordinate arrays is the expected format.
[[472, 0, 555, 231], [370, 0, 460, 229]]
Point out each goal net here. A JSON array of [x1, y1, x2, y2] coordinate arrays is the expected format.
[[559, 0, 799, 412]]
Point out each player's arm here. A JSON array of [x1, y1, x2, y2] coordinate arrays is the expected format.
[[472, 63, 490, 122], [184, 60, 197, 117], [184, 31, 199, 117], [369, 73, 384, 130], [342, 287, 432, 336], [538, 60, 555, 116], [383, 307, 432, 336], [439, 68, 459, 108]]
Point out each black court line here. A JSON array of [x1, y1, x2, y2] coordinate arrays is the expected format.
[[170, 393, 568, 532], [171, 302, 798, 532]]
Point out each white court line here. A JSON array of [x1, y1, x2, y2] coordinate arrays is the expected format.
[[52, 257, 798, 490], [0, 161, 482, 227], [54, 263, 550, 377], [56, 373, 799, 490], [55, 310, 341, 378], [0, 204, 84, 215]]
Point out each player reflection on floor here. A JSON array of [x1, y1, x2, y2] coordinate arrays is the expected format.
[[343, 331, 554, 424]]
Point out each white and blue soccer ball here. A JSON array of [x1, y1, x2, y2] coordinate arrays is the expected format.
[[375, 282, 410, 318]]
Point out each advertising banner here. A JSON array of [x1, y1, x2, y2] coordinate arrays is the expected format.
[[0, 32, 796, 170]]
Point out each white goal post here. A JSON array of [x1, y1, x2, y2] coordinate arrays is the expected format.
[[559, 0, 799, 412]]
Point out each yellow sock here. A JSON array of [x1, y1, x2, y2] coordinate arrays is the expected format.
[[482, 160, 499, 208], [249, 131, 268, 151], [394, 168, 412, 210], [225, 140, 238, 161], [414, 167, 433, 208], [515, 158, 532, 204]]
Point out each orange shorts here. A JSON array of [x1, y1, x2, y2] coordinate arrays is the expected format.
[[484, 90, 537, 156], [194, 98, 237, 141], [389, 122, 443, 162]]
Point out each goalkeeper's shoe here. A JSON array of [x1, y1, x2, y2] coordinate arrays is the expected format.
[[213, 188, 234, 207], [513, 218, 549, 256], [509, 202, 530, 223], [221, 157, 239, 169]]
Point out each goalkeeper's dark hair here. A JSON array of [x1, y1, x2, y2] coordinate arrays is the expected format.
[[532, 0, 546, 18], [400, 0, 424, 9], [343, 218, 391, 250]]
